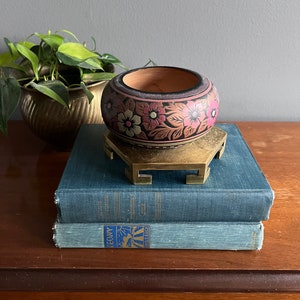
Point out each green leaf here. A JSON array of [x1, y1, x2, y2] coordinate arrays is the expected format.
[[35, 33, 64, 48], [30, 44, 52, 62], [56, 52, 103, 70], [101, 53, 128, 70], [0, 52, 15, 66], [15, 43, 39, 80], [80, 82, 94, 103], [0, 77, 21, 135], [0, 51, 27, 73], [82, 71, 115, 83], [29, 80, 69, 107], [100, 53, 121, 64], [4, 38, 19, 59], [56, 52, 80, 67], [77, 57, 103, 70], [58, 42, 99, 61], [17, 40, 36, 49]]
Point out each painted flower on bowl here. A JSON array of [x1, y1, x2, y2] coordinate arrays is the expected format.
[[117, 109, 141, 137], [182, 101, 205, 129], [142, 102, 166, 130], [207, 99, 219, 127]]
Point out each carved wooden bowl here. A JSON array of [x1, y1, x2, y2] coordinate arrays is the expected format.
[[101, 66, 219, 148]]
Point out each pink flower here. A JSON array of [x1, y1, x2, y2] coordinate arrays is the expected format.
[[182, 101, 205, 129], [142, 103, 166, 130], [206, 100, 219, 127]]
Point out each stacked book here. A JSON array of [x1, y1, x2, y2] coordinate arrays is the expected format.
[[53, 124, 274, 250]]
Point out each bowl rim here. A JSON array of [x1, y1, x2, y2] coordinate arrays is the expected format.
[[112, 66, 211, 100]]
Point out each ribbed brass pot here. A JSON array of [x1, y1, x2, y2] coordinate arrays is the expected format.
[[20, 81, 106, 149]]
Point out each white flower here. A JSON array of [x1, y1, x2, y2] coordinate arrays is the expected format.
[[117, 109, 141, 137]]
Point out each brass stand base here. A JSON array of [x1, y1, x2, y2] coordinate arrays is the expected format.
[[104, 126, 227, 185]]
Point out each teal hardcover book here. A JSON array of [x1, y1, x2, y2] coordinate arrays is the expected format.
[[53, 221, 264, 250], [55, 124, 274, 223]]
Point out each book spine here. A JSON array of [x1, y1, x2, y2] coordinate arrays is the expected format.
[[53, 221, 264, 250], [55, 190, 274, 223]]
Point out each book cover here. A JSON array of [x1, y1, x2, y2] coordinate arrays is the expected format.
[[55, 124, 274, 223], [53, 221, 264, 250]]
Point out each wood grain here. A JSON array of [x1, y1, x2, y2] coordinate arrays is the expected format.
[[1, 292, 300, 300], [0, 121, 299, 293]]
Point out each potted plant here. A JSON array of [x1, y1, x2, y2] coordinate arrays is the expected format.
[[0, 29, 126, 148]]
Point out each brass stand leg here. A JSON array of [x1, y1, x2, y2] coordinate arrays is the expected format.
[[125, 165, 152, 185], [104, 143, 114, 160], [186, 165, 210, 184], [215, 140, 226, 159]]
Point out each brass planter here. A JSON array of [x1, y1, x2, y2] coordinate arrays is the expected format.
[[20, 81, 106, 149]]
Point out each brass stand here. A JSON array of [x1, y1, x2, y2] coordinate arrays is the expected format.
[[104, 126, 227, 185]]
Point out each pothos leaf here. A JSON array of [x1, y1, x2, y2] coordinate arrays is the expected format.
[[80, 81, 94, 103], [101, 53, 128, 70], [35, 33, 64, 48], [58, 42, 99, 61], [15, 43, 39, 80], [0, 77, 21, 135], [29, 80, 69, 107], [81, 71, 115, 83], [56, 52, 103, 70]]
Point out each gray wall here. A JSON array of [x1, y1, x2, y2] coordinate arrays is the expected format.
[[1, 0, 299, 121]]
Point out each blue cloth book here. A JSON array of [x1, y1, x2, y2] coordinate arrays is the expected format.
[[53, 221, 264, 250], [55, 124, 274, 223]]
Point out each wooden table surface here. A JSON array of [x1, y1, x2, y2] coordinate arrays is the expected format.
[[1, 121, 300, 299]]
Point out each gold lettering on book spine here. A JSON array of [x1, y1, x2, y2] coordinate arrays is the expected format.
[[97, 200, 103, 219], [155, 192, 162, 221], [114, 192, 120, 220], [104, 195, 110, 215], [98, 195, 110, 221], [139, 202, 147, 216], [129, 193, 135, 221]]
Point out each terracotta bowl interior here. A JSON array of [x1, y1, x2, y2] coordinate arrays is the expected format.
[[122, 68, 200, 93]]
